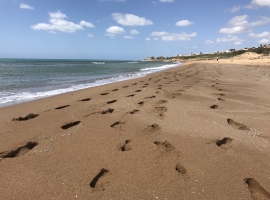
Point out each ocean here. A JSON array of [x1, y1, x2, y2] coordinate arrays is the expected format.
[[0, 58, 181, 108]]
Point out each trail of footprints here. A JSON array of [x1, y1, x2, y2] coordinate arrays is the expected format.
[[6, 69, 270, 197]]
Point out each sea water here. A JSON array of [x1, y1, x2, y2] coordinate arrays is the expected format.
[[0, 58, 181, 107]]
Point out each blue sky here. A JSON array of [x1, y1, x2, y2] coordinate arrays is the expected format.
[[1, 0, 270, 59]]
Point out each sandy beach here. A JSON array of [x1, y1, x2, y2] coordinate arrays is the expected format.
[[1, 58, 270, 199]]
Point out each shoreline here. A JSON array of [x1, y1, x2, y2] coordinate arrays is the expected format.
[[0, 61, 182, 109], [1, 60, 270, 199]]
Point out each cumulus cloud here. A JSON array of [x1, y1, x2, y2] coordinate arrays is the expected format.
[[219, 15, 270, 34], [31, 10, 94, 33], [249, 31, 270, 43], [123, 36, 135, 39], [159, 0, 173, 2], [216, 35, 244, 45], [150, 31, 169, 36], [175, 20, 193, 26], [220, 15, 250, 34], [112, 13, 153, 26], [249, 31, 270, 38], [205, 40, 214, 44], [259, 38, 270, 43], [145, 38, 150, 41], [106, 26, 126, 38], [245, 0, 270, 9], [161, 32, 197, 41], [20, 3, 34, 9], [130, 29, 140, 34]]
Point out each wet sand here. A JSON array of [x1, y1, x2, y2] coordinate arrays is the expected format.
[[0, 60, 270, 199]]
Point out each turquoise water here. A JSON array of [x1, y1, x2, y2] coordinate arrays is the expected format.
[[0, 58, 180, 107]]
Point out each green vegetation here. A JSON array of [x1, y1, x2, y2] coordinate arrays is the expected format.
[[166, 47, 270, 60]]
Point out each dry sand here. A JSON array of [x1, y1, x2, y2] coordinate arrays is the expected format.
[[0, 58, 270, 199]]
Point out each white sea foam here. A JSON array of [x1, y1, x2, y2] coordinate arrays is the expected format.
[[141, 62, 180, 72], [92, 62, 105, 64], [0, 62, 181, 107]]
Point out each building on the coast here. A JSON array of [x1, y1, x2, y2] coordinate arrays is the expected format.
[[146, 56, 155, 60], [263, 44, 270, 48], [157, 56, 165, 60]]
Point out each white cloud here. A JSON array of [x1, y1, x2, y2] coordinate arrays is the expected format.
[[145, 38, 150, 41], [87, 33, 94, 37], [226, 5, 241, 13], [216, 35, 244, 45], [175, 20, 194, 26], [20, 3, 34, 9], [249, 31, 270, 38], [245, 0, 270, 9], [259, 38, 270, 43], [250, 16, 270, 26], [234, 41, 243, 45], [80, 21, 95, 28], [112, 13, 153, 26], [161, 32, 197, 41], [106, 26, 126, 38], [205, 40, 214, 44], [130, 29, 140, 34], [150, 31, 169, 36], [123, 36, 135, 39], [220, 15, 250, 34], [31, 10, 94, 33], [159, 0, 173, 2], [219, 15, 270, 34]]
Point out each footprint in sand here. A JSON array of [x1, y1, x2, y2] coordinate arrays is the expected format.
[[0, 141, 38, 159], [158, 100, 168, 104], [175, 163, 187, 174], [218, 98, 225, 101], [120, 140, 133, 151], [123, 86, 129, 88], [145, 96, 156, 99], [210, 105, 218, 109], [55, 105, 70, 110], [135, 90, 142, 92], [101, 108, 114, 114], [61, 121, 81, 130], [216, 137, 233, 150], [110, 121, 125, 128], [148, 124, 160, 131], [107, 100, 117, 104], [130, 109, 139, 114], [155, 106, 167, 118], [132, 83, 137, 85], [80, 98, 91, 102], [245, 178, 270, 200], [90, 168, 109, 189], [100, 93, 109, 96], [112, 89, 118, 91], [154, 141, 175, 152], [12, 113, 39, 121], [227, 119, 250, 130], [138, 101, 144, 105], [127, 94, 135, 97]]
